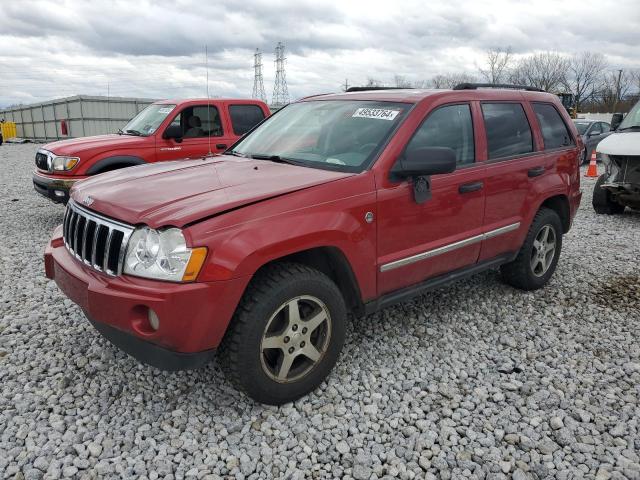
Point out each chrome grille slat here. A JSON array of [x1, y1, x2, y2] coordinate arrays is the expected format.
[[62, 200, 134, 277]]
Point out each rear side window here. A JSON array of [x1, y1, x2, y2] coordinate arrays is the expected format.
[[406, 104, 475, 166], [482, 103, 533, 159], [229, 105, 266, 135], [532, 103, 575, 149]]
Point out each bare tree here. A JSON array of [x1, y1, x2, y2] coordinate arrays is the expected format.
[[394, 75, 413, 88], [567, 52, 607, 111], [430, 73, 476, 89], [365, 77, 384, 87], [598, 69, 634, 111], [478, 47, 513, 84], [509, 51, 570, 92]]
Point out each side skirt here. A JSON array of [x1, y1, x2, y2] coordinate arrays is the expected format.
[[364, 252, 518, 315]]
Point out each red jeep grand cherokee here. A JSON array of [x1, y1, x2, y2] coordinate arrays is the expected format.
[[33, 98, 269, 203], [45, 85, 582, 404]]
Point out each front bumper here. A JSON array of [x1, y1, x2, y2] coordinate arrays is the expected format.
[[44, 225, 249, 370], [33, 171, 84, 204]]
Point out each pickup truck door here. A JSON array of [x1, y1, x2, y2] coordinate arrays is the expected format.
[[156, 104, 236, 161], [376, 103, 486, 296]]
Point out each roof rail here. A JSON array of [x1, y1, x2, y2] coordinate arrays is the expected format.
[[346, 87, 408, 92], [453, 83, 545, 92]]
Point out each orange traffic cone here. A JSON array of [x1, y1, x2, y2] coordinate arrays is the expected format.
[[585, 150, 598, 177]]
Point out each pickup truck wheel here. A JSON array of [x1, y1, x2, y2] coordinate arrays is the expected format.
[[500, 208, 563, 291], [219, 262, 347, 405], [593, 175, 626, 214]]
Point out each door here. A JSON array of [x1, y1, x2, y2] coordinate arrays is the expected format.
[[376, 103, 486, 295], [156, 104, 235, 161]]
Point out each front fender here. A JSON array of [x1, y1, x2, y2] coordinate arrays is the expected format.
[[85, 155, 147, 175]]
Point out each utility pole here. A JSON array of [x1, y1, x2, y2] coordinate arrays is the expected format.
[[271, 42, 290, 108], [342, 78, 350, 92], [251, 48, 267, 103], [613, 69, 623, 112]]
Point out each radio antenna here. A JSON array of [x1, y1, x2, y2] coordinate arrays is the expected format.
[[205, 44, 212, 157]]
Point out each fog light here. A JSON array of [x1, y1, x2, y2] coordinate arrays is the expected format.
[[54, 190, 66, 197], [148, 309, 160, 331]]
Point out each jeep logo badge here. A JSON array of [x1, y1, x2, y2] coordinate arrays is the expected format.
[[82, 196, 94, 207]]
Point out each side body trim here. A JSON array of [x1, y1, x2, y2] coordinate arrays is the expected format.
[[380, 222, 520, 272]]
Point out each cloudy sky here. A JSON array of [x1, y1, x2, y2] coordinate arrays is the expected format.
[[0, 0, 638, 107]]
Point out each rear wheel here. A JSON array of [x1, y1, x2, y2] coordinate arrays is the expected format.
[[219, 263, 347, 405], [500, 208, 563, 291], [593, 175, 625, 214]]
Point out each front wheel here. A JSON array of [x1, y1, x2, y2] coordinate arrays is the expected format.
[[219, 263, 347, 405], [500, 208, 563, 291]]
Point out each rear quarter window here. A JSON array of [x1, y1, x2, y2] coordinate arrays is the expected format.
[[481, 103, 533, 160], [229, 105, 266, 135], [532, 103, 575, 149]]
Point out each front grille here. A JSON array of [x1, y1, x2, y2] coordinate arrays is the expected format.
[[35, 151, 50, 171], [63, 200, 134, 276]]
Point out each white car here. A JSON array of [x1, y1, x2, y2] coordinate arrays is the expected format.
[[593, 101, 640, 214]]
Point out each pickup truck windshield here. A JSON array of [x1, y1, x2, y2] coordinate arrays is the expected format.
[[618, 101, 640, 131], [232, 100, 410, 172], [122, 104, 176, 136]]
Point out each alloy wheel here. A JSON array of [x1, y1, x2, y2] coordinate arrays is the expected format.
[[260, 295, 332, 383], [530, 224, 556, 277]]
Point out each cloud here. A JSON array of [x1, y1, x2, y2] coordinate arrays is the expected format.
[[0, 0, 638, 107]]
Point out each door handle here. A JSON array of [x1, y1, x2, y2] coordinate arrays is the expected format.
[[215, 143, 227, 150], [458, 181, 483, 194], [528, 166, 545, 177]]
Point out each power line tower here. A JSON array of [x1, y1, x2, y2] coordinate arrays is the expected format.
[[272, 42, 290, 107], [251, 48, 267, 102]]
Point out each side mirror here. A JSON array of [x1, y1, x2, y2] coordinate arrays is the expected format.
[[395, 147, 457, 178], [393, 147, 457, 204], [611, 113, 624, 131], [163, 124, 183, 143], [588, 130, 599, 137]]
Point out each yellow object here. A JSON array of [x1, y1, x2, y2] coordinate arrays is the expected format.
[[182, 247, 208, 282], [1, 121, 17, 139]]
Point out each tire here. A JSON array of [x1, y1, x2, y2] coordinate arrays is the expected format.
[[219, 262, 347, 405], [593, 175, 625, 215], [500, 208, 563, 291]]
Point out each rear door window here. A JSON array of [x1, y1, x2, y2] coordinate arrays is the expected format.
[[481, 103, 533, 159], [405, 104, 475, 166], [532, 103, 575, 149], [229, 105, 266, 135]]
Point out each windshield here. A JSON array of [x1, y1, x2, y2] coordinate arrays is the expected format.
[[618, 101, 640, 130], [573, 121, 590, 135], [122, 104, 176, 136], [231, 100, 410, 172]]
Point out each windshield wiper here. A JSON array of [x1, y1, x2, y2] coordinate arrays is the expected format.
[[249, 153, 299, 165], [226, 150, 247, 157], [617, 125, 640, 132], [124, 129, 142, 136]]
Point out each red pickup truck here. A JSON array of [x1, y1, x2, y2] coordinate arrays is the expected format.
[[45, 85, 582, 404], [33, 99, 270, 203]]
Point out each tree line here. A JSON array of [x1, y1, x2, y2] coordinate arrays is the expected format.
[[363, 49, 640, 113]]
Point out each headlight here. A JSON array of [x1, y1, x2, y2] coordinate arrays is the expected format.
[[123, 227, 207, 282], [52, 156, 80, 171]]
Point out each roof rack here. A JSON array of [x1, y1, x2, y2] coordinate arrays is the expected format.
[[453, 83, 545, 92], [346, 87, 408, 92]]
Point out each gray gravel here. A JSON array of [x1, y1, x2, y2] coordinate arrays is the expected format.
[[1, 143, 639, 480]]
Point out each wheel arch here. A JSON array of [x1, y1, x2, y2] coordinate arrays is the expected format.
[[250, 246, 365, 317], [85, 156, 146, 175], [539, 194, 571, 233]]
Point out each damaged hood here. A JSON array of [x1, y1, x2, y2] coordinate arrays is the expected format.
[[70, 156, 354, 228], [597, 132, 640, 156]]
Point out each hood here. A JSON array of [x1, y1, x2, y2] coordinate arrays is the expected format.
[[596, 132, 640, 156], [44, 134, 149, 156], [71, 156, 354, 228]]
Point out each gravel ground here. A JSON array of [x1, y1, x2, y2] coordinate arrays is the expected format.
[[1, 143, 639, 480]]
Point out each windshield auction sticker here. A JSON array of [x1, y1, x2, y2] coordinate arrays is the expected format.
[[352, 108, 400, 121], [157, 107, 174, 114]]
